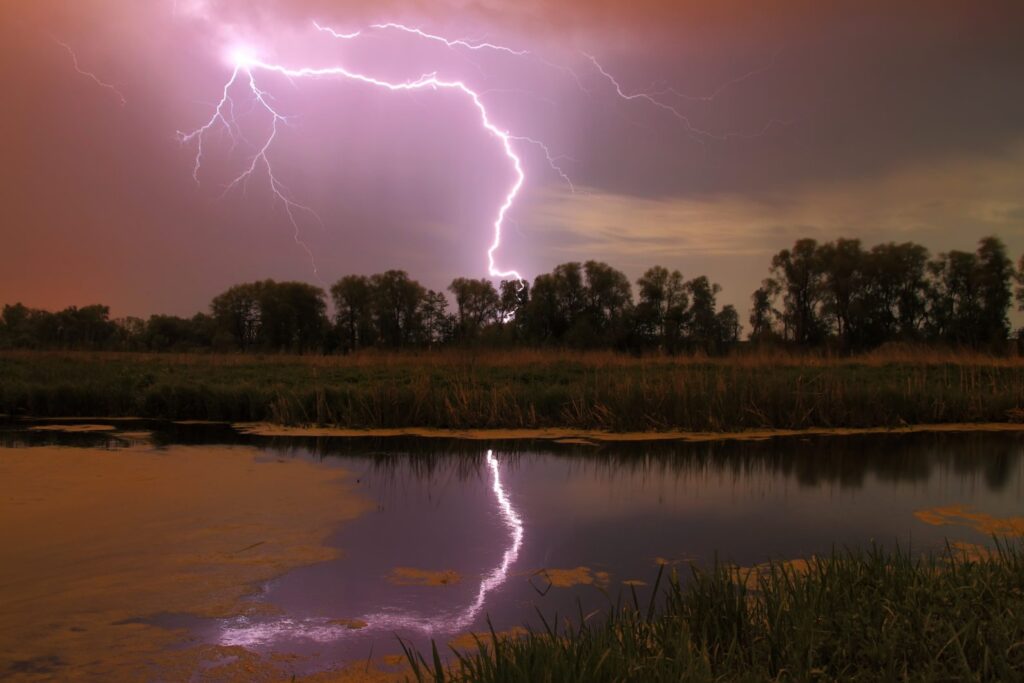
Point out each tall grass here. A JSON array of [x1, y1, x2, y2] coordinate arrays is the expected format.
[[3, 349, 1024, 430], [405, 543, 1024, 682]]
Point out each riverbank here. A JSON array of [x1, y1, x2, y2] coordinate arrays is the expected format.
[[3, 349, 1024, 432], [234, 420, 1024, 442], [407, 544, 1024, 682]]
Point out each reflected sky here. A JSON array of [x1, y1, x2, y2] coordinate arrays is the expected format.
[[2, 421, 1022, 673], [218, 449, 524, 647], [183, 431, 1024, 667]]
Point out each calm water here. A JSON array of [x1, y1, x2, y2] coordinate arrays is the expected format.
[[3, 421, 1023, 675]]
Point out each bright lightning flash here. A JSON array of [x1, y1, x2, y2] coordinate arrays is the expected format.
[[180, 29, 531, 283], [180, 21, 784, 282]]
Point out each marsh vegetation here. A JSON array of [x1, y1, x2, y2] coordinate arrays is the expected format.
[[406, 544, 1024, 682], [4, 348, 1024, 431]]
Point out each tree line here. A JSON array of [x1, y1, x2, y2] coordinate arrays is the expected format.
[[2, 235, 1022, 354]]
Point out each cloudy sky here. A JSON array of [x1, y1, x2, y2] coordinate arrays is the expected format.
[[2, 1, 1023, 320]]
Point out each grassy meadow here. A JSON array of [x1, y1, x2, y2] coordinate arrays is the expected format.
[[404, 544, 1024, 682], [3, 348, 1024, 431]]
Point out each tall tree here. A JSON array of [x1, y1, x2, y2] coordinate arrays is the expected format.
[[926, 250, 981, 345], [862, 242, 930, 344], [418, 290, 451, 345], [258, 281, 328, 352], [211, 283, 263, 350], [749, 283, 777, 340], [818, 238, 866, 348], [331, 275, 375, 352], [370, 270, 426, 347], [583, 260, 632, 337], [448, 277, 499, 340], [975, 236, 1013, 346], [716, 305, 742, 345], [635, 266, 687, 351], [686, 276, 721, 351], [769, 238, 826, 345], [1015, 253, 1024, 313]]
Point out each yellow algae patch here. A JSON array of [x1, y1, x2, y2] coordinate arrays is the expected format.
[[233, 421, 1024, 443], [949, 541, 997, 561], [735, 558, 814, 590], [116, 430, 153, 440], [535, 566, 597, 588], [914, 504, 1024, 537], [293, 659, 411, 683], [150, 645, 410, 683], [387, 567, 461, 587], [0, 445, 368, 680], [327, 618, 368, 630], [449, 627, 529, 652], [27, 423, 117, 433], [622, 579, 647, 587]]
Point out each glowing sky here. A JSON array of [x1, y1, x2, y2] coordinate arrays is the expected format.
[[2, 1, 1023, 319]]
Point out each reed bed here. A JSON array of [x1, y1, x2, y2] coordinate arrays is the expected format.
[[405, 543, 1024, 682], [3, 349, 1024, 430]]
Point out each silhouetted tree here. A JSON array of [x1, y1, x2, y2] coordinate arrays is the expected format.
[[211, 283, 262, 349], [686, 276, 721, 352], [818, 238, 866, 349], [370, 270, 426, 348], [5, 233, 1020, 356], [1015, 254, 1024, 313], [259, 281, 328, 352], [769, 239, 826, 345], [496, 279, 530, 343], [862, 242, 930, 344], [142, 314, 214, 351], [419, 289, 451, 345], [975, 236, 1013, 347], [583, 260, 632, 345], [331, 275, 375, 352], [716, 305, 742, 345], [635, 266, 687, 352], [524, 263, 589, 344], [448, 277, 499, 341], [749, 284, 777, 341], [211, 280, 327, 352], [926, 250, 981, 345]]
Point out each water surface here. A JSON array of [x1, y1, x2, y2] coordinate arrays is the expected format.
[[2, 421, 1021, 679]]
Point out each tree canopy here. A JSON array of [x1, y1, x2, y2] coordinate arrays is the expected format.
[[3, 235, 1021, 354]]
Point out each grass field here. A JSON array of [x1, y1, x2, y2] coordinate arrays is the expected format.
[[3, 348, 1024, 431], [405, 543, 1024, 682]]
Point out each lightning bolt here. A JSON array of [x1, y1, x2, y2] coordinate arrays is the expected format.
[[583, 53, 727, 142], [177, 63, 325, 277], [217, 450, 524, 646], [653, 51, 780, 103], [181, 20, 786, 282], [509, 135, 579, 194], [314, 20, 583, 194], [54, 39, 126, 106], [584, 53, 792, 141], [316, 21, 529, 55], [180, 43, 528, 282]]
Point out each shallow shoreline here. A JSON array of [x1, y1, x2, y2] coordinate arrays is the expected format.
[[0, 445, 369, 680], [233, 421, 1024, 443]]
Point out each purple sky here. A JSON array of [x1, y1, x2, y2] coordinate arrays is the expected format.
[[2, 1, 1023, 322]]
